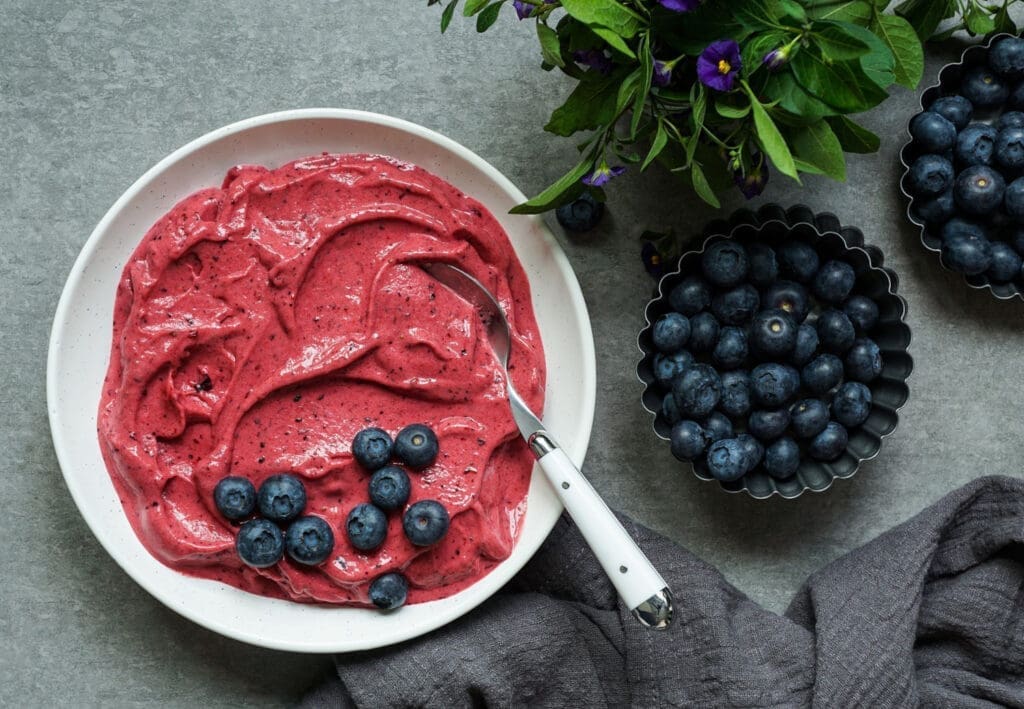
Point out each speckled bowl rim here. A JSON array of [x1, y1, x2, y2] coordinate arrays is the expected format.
[[636, 204, 913, 500]]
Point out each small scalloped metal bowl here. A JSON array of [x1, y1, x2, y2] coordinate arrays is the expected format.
[[899, 32, 1024, 301], [637, 205, 913, 499]]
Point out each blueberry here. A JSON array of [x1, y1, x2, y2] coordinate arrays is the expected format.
[[702, 240, 749, 287], [653, 351, 694, 388], [751, 363, 800, 407], [843, 295, 880, 333], [736, 433, 764, 471], [954, 165, 1006, 216], [346, 503, 388, 551], [911, 189, 956, 226], [1006, 177, 1024, 221], [672, 364, 722, 418], [832, 381, 873, 428], [1011, 82, 1024, 111], [711, 284, 760, 325], [929, 95, 973, 131], [352, 428, 394, 471], [394, 424, 439, 468], [844, 338, 883, 383], [257, 474, 307, 523], [749, 309, 798, 360], [369, 466, 412, 511], [790, 399, 830, 439], [669, 276, 711, 315], [790, 324, 819, 366], [777, 241, 820, 283], [747, 243, 779, 287], [955, 124, 998, 167], [989, 37, 1024, 80], [662, 393, 682, 424], [942, 233, 992, 275], [213, 476, 256, 521], [765, 437, 801, 479], [999, 111, 1024, 130], [403, 500, 450, 546], [801, 353, 844, 395], [369, 572, 409, 610], [652, 312, 691, 353], [761, 280, 810, 322], [670, 420, 706, 461], [986, 241, 1023, 283], [285, 515, 335, 565], [236, 519, 285, 568], [713, 326, 748, 369], [705, 438, 749, 482], [996, 127, 1024, 171], [961, 65, 1009, 108], [942, 216, 989, 241], [816, 309, 856, 354], [906, 154, 955, 197], [703, 411, 734, 443], [688, 312, 720, 352], [719, 370, 752, 418], [909, 111, 957, 153], [808, 422, 849, 461], [748, 408, 791, 441], [555, 192, 604, 232], [813, 260, 856, 304]]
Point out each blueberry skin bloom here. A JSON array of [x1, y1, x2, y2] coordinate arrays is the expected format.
[[736, 433, 765, 471], [257, 474, 307, 523], [555, 193, 604, 233], [954, 165, 1006, 216], [955, 124, 998, 167], [236, 519, 285, 568], [808, 422, 849, 461], [403, 500, 450, 546], [352, 427, 394, 471], [909, 111, 957, 153], [765, 437, 801, 479], [369, 573, 409, 611], [705, 439, 749, 482], [712, 326, 748, 369], [652, 312, 691, 353], [777, 242, 820, 284], [816, 309, 856, 354], [669, 276, 711, 315], [942, 233, 992, 275], [911, 189, 956, 226], [670, 420, 707, 461], [688, 312, 720, 352], [711, 284, 760, 325], [751, 363, 800, 407], [1011, 82, 1024, 111], [961, 65, 1009, 107], [790, 399, 830, 439], [997, 127, 1024, 171], [1006, 177, 1024, 221], [989, 37, 1024, 80], [719, 370, 752, 418], [747, 243, 779, 287], [213, 476, 256, 521], [906, 154, 955, 197], [749, 308, 798, 360], [843, 295, 879, 333], [703, 411, 734, 443], [369, 466, 412, 511], [929, 95, 973, 131], [662, 393, 682, 424], [986, 242, 1023, 283], [702, 240, 749, 287], [748, 408, 791, 441], [790, 324, 819, 366], [346, 503, 388, 551], [832, 381, 873, 428], [672, 364, 723, 418], [394, 424, 439, 469], [285, 515, 335, 566], [999, 111, 1024, 130], [844, 338, 883, 383], [653, 350, 694, 388], [762, 280, 809, 322], [801, 353, 844, 395], [813, 260, 856, 304]]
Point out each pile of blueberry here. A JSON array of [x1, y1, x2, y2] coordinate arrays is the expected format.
[[905, 36, 1024, 283], [649, 238, 883, 483]]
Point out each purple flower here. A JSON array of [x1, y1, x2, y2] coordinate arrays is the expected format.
[[573, 49, 613, 75], [653, 59, 674, 87], [762, 47, 789, 72], [641, 241, 666, 278], [512, 1, 533, 20], [582, 162, 626, 187], [697, 39, 742, 92], [658, 0, 702, 11], [734, 154, 769, 199]]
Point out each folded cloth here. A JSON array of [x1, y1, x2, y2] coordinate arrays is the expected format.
[[302, 475, 1024, 708]]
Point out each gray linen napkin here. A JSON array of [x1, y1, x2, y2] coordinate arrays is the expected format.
[[302, 475, 1024, 708]]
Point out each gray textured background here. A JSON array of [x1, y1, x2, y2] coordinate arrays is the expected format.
[[4, 1, 1024, 706]]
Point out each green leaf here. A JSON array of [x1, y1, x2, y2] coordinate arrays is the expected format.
[[690, 162, 722, 208], [764, 71, 836, 120], [822, 21, 895, 90], [715, 99, 752, 118], [870, 14, 923, 89], [462, 0, 489, 16], [741, 30, 789, 74], [642, 120, 669, 170], [746, 85, 800, 181], [509, 159, 593, 214], [441, 0, 458, 32], [811, 23, 871, 61], [537, 22, 564, 67], [591, 25, 637, 58], [791, 51, 888, 112], [734, 0, 784, 32], [476, 2, 503, 32], [545, 70, 624, 137], [616, 68, 642, 116], [559, 0, 644, 38], [992, 4, 1017, 36], [965, 2, 996, 36], [788, 119, 846, 180], [827, 115, 880, 153], [895, 0, 956, 41], [629, 35, 653, 137], [779, 0, 808, 22], [806, 0, 871, 24]]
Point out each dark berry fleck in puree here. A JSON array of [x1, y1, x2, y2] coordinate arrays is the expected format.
[[97, 153, 546, 606]]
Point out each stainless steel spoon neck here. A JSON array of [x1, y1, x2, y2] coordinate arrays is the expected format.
[[631, 588, 674, 630]]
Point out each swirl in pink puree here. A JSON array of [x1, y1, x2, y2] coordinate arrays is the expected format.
[[98, 153, 546, 605]]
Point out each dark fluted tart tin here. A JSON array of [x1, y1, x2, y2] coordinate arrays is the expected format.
[[637, 204, 913, 499], [900, 33, 1024, 301]]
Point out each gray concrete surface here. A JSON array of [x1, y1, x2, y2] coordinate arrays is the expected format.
[[3, 1, 1023, 705]]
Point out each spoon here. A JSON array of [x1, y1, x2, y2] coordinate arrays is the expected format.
[[423, 263, 673, 629]]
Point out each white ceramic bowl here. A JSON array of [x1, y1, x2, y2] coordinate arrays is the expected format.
[[47, 109, 596, 653]]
